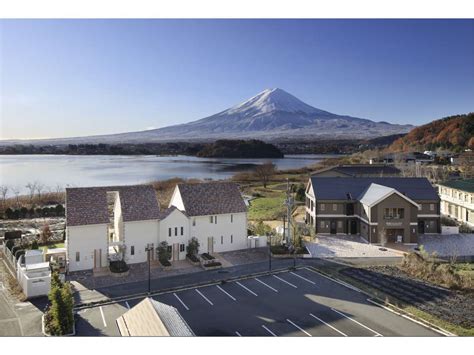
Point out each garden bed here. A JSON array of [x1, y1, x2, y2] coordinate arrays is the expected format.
[[109, 260, 129, 274], [186, 254, 200, 265], [201, 253, 215, 261], [202, 261, 222, 270], [270, 245, 310, 258], [160, 259, 172, 270]]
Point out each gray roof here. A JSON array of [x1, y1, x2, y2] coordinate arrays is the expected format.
[[312, 164, 400, 177], [157, 206, 187, 220], [438, 179, 474, 193], [66, 185, 160, 226], [310, 177, 439, 201], [177, 182, 247, 217], [151, 299, 194, 336]]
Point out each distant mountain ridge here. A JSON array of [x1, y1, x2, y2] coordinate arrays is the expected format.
[[388, 113, 474, 152], [0, 88, 413, 145]]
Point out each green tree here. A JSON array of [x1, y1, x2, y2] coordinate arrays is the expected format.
[[157, 241, 171, 263], [186, 237, 200, 256], [46, 272, 74, 335], [31, 240, 39, 250], [295, 184, 306, 202]]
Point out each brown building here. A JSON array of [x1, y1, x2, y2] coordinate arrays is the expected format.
[[305, 177, 440, 244]]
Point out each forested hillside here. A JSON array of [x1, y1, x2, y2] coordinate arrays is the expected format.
[[389, 113, 474, 152]]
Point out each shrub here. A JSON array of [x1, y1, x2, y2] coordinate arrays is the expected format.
[[109, 260, 129, 273], [160, 259, 171, 267], [5, 239, 14, 251], [157, 241, 171, 264], [40, 224, 53, 244], [31, 240, 39, 250], [45, 272, 74, 336], [186, 237, 200, 256]]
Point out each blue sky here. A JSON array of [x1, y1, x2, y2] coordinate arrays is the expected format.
[[1, 19, 473, 139]]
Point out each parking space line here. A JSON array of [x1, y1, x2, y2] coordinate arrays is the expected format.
[[236, 281, 258, 296], [286, 318, 311, 337], [262, 325, 277, 336], [290, 272, 316, 285], [331, 308, 383, 336], [125, 301, 130, 310], [216, 285, 236, 301], [99, 306, 107, 327], [273, 275, 297, 288], [304, 267, 361, 292], [309, 313, 347, 336], [195, 289, 214, 306], [255, 278, 278, 293], [235, 331, 242, 337], [173, 292, 190, 311]]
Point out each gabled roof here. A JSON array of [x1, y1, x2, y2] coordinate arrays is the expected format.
[[66, 185, 160, 227], [311, 164, 401, 177], [117, 298, 194, 337], [359, 183, 420, 208], [438, 179, 474, 193], [157, 206, 187, 220], [176, 182, 247, 217], [309, 177, 439, 201]]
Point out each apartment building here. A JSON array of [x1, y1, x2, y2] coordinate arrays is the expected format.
[[438, 179, 474, 228]]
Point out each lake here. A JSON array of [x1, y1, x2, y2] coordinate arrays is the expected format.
[[0, 154, 340, 195]]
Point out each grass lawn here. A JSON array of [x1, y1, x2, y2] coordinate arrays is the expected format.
[[39, 242, 65, 251], [453, 262, 474, 278], [248, 195, 285, 221]]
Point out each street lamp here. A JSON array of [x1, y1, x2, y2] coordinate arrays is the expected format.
[[267, 233, 272, 271], [145, 244, 154, 294]]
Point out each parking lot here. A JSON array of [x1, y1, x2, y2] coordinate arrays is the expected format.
[[75, 267, 441, 336]]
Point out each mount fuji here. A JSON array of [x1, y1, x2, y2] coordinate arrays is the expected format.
[[1, 88, 413, 145]]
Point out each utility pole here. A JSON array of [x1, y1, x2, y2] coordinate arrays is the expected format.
[[145, 244, 154, 295], [268, 234, 272, 271], [284, 179, 294, 246]]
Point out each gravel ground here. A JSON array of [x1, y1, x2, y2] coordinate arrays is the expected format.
[[343, 265, 474, 329], [305, 235, 401, 258], [0, 217, 65, 242], [419, 234, 474, 257]]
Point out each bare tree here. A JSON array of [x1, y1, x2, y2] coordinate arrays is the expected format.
[[11, 187, 21, 208], [254, 161, 276, 188], [25, 182, 38, 203], [458, 152, 474, 179], [36, 182, 45, 202], [0, 185, 8, 210]]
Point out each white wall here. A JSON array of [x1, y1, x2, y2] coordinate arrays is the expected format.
[[66, 224, 108, 272], [123, 220, 159, 264], [158, 209, 189, 261], [169, 187, 185, 210], [191, 212, 247, 253], [113, 193, 124, 242]]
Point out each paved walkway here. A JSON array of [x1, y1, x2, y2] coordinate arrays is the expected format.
[[305, 235, 402, 258]]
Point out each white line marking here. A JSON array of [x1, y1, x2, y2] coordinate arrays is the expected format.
[[290, 272, 316, 285], [125, 301, 130, 310], [255, 278, 278, 292], [173, 292, 190, 311], [310, 313, 347, 336], [195, 289, 214, 306], [273, 275, 297, 288], [236, 281, 258, 296], [216, 285, 236, 301], [331, 308, 383, 336], [235, 331, 242, 336], [99, 306, 107, 327], [304, 267, 361, 292], [262, 325, 277, 336], [286, 318, 311, 337]]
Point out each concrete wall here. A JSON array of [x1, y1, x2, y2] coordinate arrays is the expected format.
[[66, 224, 108, 272], [158, 209, 189, 261], [123, 220, 159, 264], [191, 212, 247, 253]]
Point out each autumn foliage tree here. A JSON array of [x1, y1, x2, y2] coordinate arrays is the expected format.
[[254, 161, 276, 188]]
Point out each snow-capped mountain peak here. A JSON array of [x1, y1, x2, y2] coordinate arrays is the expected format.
[[225, 88, 327, 116]]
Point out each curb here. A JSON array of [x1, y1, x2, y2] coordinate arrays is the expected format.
[[41, 313, 76, 336]]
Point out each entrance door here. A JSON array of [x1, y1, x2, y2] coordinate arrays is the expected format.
[[330, 221, 337, 234], [173, 243, 179, 261], [418, 221, 425, 235], [350, 220, 357, 234], [208, 237, 214, 253], [94, 249, 101, 268]]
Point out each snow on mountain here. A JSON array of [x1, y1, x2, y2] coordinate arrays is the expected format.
[[0, 88, 414, 145]]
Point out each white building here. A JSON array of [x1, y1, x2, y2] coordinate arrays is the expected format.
[[438, 179, 474, 228], [65, 182, 248, 273], [16, 250, 51, 299]]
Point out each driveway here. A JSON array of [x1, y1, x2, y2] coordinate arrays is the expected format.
[[305, 235, 402, 258]]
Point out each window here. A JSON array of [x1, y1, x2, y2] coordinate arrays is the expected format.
[[429, 204, 435, 211], [320, 221, 325, 228], [192, 218, 196, 226], [75, 252, 80, 262], [221, 236, 223, 244], [180, 226, 184, 236], [210, 216, 213, 223], [231, 214, 233, 223], [168, 228, 171, 237], [180, 244, 185, 252], [311, 200, 314, 211], [215, 216, 218, 224], [231, 235, 233, 243], [333, 204, 337, 211], [320, 204, 325, 211], [384, 208, 404, 219], [131, 246, 135, 256]]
